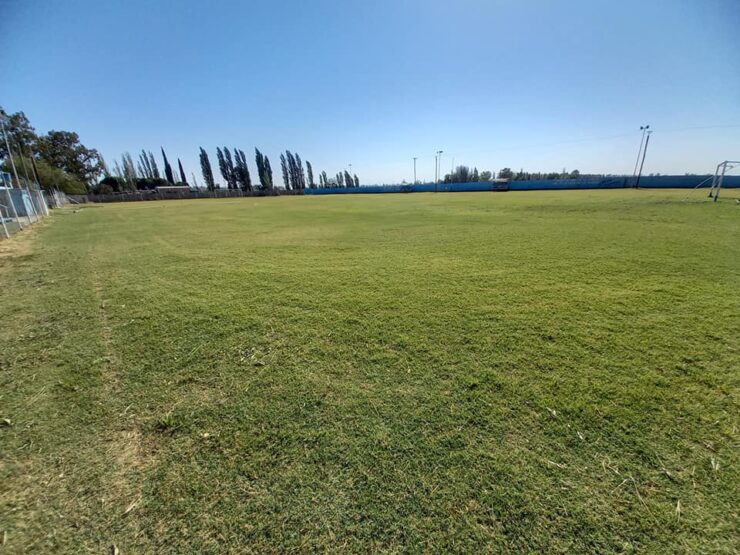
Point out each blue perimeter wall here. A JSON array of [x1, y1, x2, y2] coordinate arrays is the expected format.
[[305, 175, 740, 195]]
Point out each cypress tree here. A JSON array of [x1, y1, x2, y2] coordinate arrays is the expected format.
[[178, 158, 187, 184], [353, 174, 359, 187], [161, 147, 174, 184], [344, 170, 353, 189]]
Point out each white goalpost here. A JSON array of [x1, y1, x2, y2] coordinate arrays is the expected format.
[[708, 160, 740, 201]]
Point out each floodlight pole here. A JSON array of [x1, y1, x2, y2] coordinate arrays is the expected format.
[[435, 150, 443, 191], [634, 131, 652, 188], [633, 125, 649, 179]]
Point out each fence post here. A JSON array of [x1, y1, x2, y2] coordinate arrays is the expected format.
[[23, 188, 39, 224], [3, 187, 23, 230], [0, 204, 9, 238]]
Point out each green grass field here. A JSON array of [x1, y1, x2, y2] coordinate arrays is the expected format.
[[1, 190, 738, 553]]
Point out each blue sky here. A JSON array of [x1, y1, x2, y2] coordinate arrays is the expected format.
[[2, 0, 739, 185]]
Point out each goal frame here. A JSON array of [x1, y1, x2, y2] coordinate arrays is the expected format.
[[708, 160, 740, 201]]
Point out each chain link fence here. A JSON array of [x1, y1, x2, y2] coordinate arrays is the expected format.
[[0, 171, 67, 240]]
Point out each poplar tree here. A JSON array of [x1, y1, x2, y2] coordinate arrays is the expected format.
[[223, 147, 236, 189], [234, 149, 251, 191], [306, 160, 315, 188], [264, 156, 273, 189], [199, 147, 215, 191], [295, 153, 306, 189], [280, 153, 290, 190], [216, 147, 229, 188], [148, 151, 160, 179]]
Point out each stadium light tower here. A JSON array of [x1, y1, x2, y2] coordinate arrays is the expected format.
[[633, 125, 650, 179]]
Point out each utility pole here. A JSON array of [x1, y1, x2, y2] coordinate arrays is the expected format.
[[634, 130, 652, 188], [413, 157, 417, 184], [633, 125, 649, 179]]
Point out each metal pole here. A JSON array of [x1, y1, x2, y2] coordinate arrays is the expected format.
[[633, 125, 648, 177], [634, 131, 651, 188], [2, 186, 22, 230], [0, 117, 24, 192], [714, 161, 727, 202], [0, 203, 10, 238]]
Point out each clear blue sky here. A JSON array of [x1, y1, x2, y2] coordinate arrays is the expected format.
[[2, 0, 739, 184]]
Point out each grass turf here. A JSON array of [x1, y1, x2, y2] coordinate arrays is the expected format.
[[1, 190, 738, 553]]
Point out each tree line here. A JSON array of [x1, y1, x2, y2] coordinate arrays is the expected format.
[[439, 165, 583, 183], [100, 146, 362, 194], [2, 105, 592, 196]]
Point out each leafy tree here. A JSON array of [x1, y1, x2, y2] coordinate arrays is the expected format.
[[471, 167, 479, 182], [569, 169, 580, 179], [37, 130, 102, 185], [343, 170, 353, 188], [0, 108, 38, 159], [321, 170, 328, 188], [93, 176, 127, 194], [353, 174, 359, 187], [497, 167, 514, 180], [178, 158, 187, 184], [161, 147, 175, 184], [280, 153, 290, 189], [336, 172, 344, 187], [479, 170, 492, 181], [199, 147, 216, 191], [2, 155, 86, 194]]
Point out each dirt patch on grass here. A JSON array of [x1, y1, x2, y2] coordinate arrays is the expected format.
[[0, 222, 46, 260]]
